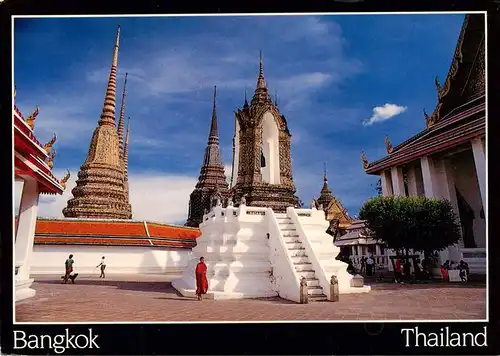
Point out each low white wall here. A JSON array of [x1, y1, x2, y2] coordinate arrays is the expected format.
[[31, 245, 193, 278]]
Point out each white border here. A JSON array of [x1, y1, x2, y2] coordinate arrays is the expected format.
[[12, 11, 488, 325]]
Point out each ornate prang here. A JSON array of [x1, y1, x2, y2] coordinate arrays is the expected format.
[[59, 170, 71, 189], [117, 72, 128, 162], [361, 151, 369, 169], [384, 136, 393, 154], [43, 133, 57, 154], [25, 106, 39, 130], [185, 85, 230, 227], [47, 150, 56, 169], [310, 199, 317, 209], [230, 51, 299, 211], [63, 26, 132, 220]]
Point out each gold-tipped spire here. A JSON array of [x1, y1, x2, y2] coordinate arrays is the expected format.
[[47, 150, 56, 169], [98, 25, 121, 127], [43, 133, 57, 154], [60, 170, 71, 189], [117, 72, 128, 161], [13, 86, 16, 100], [25, 106, 39, 130], [323, 162, 327, 181], [256, 50, 266, 89]]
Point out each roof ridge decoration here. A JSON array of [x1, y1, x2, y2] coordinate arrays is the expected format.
[[426, 15, 468, 128], [25, 106, 39, 130], [384, 135, 393, 154], [47, 150, 56, 169], [59, 170, 71, 189], [43, 134, 57, 154], [361, 151, 369, 170]]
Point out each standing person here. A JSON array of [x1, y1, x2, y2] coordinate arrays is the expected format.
[[394, 254, 403, 284], [360, 256, 366, 275], [62, 254, 74, 284], [195, 257, 208, 301], [96, 256, 106, 279], [458, 260, 469, 283], [366, 255, 375, 276]]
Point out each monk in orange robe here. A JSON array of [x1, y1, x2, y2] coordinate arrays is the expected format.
[[195, 257, 208, 300]]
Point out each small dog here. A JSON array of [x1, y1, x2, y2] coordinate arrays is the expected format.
[[61, 273, 79, 284]]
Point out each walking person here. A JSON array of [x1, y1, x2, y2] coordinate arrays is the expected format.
[[96, 256, 106, 279], [195, 257, 208, 301], [394, 254, 403, 284], [366, 255, 375, 276], [458, 260, 469, 283], [62, 254, 74, 284]]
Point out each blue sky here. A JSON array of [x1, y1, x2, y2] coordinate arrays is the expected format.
[[14, 14, 464, 224]]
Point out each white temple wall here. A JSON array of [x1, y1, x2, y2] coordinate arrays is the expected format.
[[31, 245, 193, 279]]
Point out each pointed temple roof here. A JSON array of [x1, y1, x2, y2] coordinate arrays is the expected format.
[[63, 25, 132, 219], [363, 14, 485, 175], [123, 118, 131, 216], [316, 165, 352, 228], [317, 163, 334, 209], [251, 51, 272, 106], [185, 86, 229, 227]]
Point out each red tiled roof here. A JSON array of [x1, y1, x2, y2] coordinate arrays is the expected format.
[[30, 218, 201, 249]]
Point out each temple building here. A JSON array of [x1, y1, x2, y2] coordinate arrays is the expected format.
[[314, 164, 352, 237], [14, 88, 68, 301], [13, 26, 202, 286], [361, 14, 486, 274], [230, 52, 299, 210], [63, 25, 132, 220], [185, 86, 230, 227]]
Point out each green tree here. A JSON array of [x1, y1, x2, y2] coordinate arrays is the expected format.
[[359, 195, 462, 257]]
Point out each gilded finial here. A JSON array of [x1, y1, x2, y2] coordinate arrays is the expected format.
[[361, 151, 369, 169], [59, 170, 71, 189], [275, 89, 278, 106], [323, 162, 327, 181], [13, 86, 16, 100], [25, 106, 39, 130], [47, 150, 56, 169], [434, 76, 443, 99], [43, 133, 57, 154], [384, 136, 393, 154]]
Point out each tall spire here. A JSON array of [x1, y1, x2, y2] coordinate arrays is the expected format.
[[251, 51, 272, 106], [185, 87, 229, 227], [243, 86, 249, 108], [98, 25, 121, 127], [117, 72, 128, 161], [124, 117, 130, 180], [275, 89, 278, 106], [208, 86, 218, 140], [203, 86, 221, 165], [62, 26, 132, 220]]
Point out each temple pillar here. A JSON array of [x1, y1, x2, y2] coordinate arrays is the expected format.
[[380, 170, 393, 196], [391, 166, 405, 196], [420, 156, 437, 197], [15, 176, 40, 301], [471, 137, 486, 211], [406, 165, 418, 197], [351, 245, 356, 256]]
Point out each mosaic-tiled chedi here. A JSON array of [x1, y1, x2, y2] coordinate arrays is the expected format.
[[63, 26, 132, 219], [185, 86, 230, 227], [231, 52, 299, 211]]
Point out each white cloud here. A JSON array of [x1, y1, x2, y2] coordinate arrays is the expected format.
[[15, 168, 198, 224], [363, 103, 407, 126]]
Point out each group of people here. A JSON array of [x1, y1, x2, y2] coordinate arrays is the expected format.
[[346, 255, 376, 276], [440, 259, 470, 282], [61, 254, 107, 284]]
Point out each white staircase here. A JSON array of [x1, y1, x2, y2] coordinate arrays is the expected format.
[[275, 213, 327, 302]]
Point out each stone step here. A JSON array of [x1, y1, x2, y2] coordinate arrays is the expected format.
[[294, 262, 313, 271], [282, 237, 301, 243], [308, 294, 328, 302], [275, 214, 288, 218], [291, 255, 309, 264], [288, 249, 307, 257], [280, 228, 297, 232], [305, 278, 320, 287], [278, 223, 295, 229], [284, 242, 303, 249], [297, 271, 315, 279], [307, 286, 324, 296]]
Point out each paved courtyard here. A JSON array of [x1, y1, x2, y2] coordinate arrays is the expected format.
[[16, 275, 486, 322]]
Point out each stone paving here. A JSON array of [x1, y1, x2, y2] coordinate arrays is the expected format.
[[15, 274, 486, 322]]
